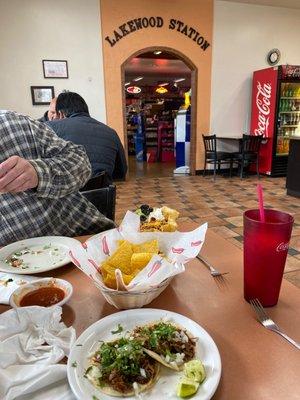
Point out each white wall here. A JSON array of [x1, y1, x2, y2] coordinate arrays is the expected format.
[[211, 0, 300, 138], [0, 0, 106, 122]]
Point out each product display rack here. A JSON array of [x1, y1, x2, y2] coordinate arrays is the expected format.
[[126, 113, 138, 156], [158, 121, 175, 162], [144, 117, 158, 162]]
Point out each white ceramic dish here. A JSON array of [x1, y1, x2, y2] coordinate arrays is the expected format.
[[9, 277, 73, 308], [67, 309, 221, 400], [0, 236, 78, 274]]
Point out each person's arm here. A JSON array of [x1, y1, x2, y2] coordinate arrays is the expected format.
[[0, 123, 91, 198], [112, 133, 128, 180], [28, 121, 91, 198]]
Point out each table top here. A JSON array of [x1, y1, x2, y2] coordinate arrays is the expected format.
[[1, 224, 299, 399]]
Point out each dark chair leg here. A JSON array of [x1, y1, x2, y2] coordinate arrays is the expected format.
[[213, 160, 217, 181], [240, 159, 244, 179], [203, 157, 207, 177], [229, 159, 233, 178], [256, 157, 260, 179], [218, 161, 221, 173]]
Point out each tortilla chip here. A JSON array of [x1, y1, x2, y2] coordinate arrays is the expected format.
[[103, 273, 117, 289], [132, 240, 159, 254], [122, 273, 135, 285], [131, 253, 153, 270], [101, 262, 116, 277], [107, 241, 133, 274], [161, 221, 178, 232], [162, 206, 179, 221]]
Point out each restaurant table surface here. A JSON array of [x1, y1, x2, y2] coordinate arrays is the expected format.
[[1, 224, 299, 400]]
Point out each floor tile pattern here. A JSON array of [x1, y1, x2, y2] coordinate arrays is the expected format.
[[116, 172, 300, 288]]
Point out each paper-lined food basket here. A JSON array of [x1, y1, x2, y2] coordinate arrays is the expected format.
[[69, 212, 207, 309]]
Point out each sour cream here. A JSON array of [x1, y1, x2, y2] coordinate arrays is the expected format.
[[148, 208, 164, 221]]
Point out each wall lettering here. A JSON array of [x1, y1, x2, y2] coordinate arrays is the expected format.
[[105, 16, 210, 51]]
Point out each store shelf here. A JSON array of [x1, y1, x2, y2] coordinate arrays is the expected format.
[[279, 111, 300, 114], [280, 125, 299, 128], [277, 136, 300, 140], [281, 97, 300, 99], [276, 153, 289, 156]]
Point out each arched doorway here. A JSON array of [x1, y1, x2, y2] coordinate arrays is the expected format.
[[121, 46, 197, 177]]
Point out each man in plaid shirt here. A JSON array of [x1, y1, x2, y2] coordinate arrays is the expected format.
[[0, 111, 115, 246]]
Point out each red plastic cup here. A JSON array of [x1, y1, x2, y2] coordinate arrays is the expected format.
[[244, 209, 294, 307]]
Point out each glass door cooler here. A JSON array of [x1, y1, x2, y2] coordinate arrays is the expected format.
[[250, 65, 300, 176]]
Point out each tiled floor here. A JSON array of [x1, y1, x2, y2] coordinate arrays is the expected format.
[[116, 166, 300, 289]]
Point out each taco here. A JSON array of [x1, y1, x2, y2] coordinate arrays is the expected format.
[[132, 322, 196, 371], [85, 337, 159, 397]]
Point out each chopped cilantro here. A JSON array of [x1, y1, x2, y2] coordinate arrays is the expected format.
[[43, 245, 51, 250], [5, 278, 13, 284], [92, 396, 99, 400], [72, 361, 77, 368], [140, 322, 177, 350], [96, 338, 144, 378], [111, 324, 123, 334]]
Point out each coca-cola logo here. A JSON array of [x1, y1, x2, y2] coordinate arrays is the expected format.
[[282, 65, 300, 78], [276, 242, 289, 252], [254, 81, 271, 138]]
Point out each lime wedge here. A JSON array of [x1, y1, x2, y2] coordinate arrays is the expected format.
[[177, 378, 199, 398], [184, 359, 206, 383]]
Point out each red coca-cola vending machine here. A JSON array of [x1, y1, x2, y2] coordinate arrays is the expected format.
[[250, 65, 300, 176]]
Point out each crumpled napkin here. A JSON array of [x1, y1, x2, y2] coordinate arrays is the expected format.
[[0, 273, 38, 305], [0, 306, 76, 400]]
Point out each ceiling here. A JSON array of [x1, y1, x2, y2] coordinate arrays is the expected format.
[[124, 56, 191, 87], [219, 0, 300, 9]]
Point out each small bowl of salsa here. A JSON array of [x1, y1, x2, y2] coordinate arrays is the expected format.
[[10, 278, 73, 308]]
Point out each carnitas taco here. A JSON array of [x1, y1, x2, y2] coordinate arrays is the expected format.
[[132, 322, 196, 371], [85, 337, 159, 397]]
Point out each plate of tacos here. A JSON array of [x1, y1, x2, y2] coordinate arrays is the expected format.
[[67, 309, 221, 400]]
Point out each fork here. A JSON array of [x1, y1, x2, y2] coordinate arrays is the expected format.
[[196, 254, 229, 284], [250, 298, 300, 350]]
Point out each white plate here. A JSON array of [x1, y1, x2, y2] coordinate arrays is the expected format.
[[9, 277, 73, 308], [0, 236, 79, 274], [67, 309, 221, 400]]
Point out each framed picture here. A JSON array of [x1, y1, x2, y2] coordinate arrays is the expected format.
[[31, 86, 55, 105], [42, 59, 69, 78]]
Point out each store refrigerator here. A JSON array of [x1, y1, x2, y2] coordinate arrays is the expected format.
[[250, 65, 300, 176]]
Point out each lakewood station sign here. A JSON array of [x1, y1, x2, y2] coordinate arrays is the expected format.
[[105, 17, 210, 51]]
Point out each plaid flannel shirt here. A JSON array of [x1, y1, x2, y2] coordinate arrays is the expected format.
[[0, 111, 115, 246]]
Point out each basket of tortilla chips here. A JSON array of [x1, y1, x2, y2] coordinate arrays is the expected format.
[[69, 211, 207, 309]]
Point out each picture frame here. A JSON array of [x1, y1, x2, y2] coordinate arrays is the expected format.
[[31, 86, 55, 105], [42, 59, 69, 78]]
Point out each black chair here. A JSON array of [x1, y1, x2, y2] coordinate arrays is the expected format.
[[79, 171, 110, 192], [202, 134, 235, 180], [81, 185, 116, 221], [232, 135, 263, 179]]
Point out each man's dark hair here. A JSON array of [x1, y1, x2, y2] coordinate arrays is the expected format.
[[56, 92, 89, 117]]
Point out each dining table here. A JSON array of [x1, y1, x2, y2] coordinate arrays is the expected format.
[[1, 222, 299, 399]]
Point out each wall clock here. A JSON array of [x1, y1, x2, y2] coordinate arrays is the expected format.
[[267, 49, 281, 66]]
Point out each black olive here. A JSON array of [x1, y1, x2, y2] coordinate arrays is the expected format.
[[148, 207, 153, 212], [140, 215, 147, 222], [140, 204, 150, 213]]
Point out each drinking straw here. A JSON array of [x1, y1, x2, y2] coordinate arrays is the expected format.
[[257, 184, 265, 222]]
